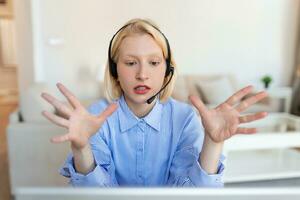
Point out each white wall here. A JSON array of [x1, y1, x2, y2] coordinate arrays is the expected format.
[[15, 0, 300, 99]]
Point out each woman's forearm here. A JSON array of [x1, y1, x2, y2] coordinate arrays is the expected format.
[[199, 133, 223, 174], [72, 144, 96, 175]]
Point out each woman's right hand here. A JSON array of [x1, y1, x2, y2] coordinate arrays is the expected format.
[[41, 83, 118, 151]]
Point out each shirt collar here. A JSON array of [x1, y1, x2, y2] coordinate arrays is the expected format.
[[118, 95, 163, 133]]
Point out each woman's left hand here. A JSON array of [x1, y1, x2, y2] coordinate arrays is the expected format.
[[189, 85, 268, 143]]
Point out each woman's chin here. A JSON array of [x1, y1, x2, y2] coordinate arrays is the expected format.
[[134, 96, 152, 104], [134, 94, 157, 105]]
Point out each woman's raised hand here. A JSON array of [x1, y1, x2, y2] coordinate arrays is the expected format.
[[41, 83, 118, 150], [189, 85, 268, 143]]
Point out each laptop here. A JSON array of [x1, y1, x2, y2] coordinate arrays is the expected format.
[[15, 187, 300, 200]]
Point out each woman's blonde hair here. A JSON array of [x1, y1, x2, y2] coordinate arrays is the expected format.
[[103, 18, 177, 103]]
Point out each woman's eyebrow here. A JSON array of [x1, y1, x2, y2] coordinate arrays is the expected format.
[[122, 54, 138, 59], [148, 53, 163, 58], [123, 53, 163, 58]]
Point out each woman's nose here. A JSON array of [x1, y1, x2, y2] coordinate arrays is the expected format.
[[136, 65, 149, 81]]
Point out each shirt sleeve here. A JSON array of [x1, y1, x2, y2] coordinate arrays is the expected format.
[[59, 100, 119, 187], [167, 109, 225, 187], [59, 130, 118, 187]]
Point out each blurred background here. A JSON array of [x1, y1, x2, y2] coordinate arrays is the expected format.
[[1, 0, 300, 199]]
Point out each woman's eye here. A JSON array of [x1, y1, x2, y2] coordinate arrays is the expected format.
[[125, 61, 136, 66], [150, 61, 160, 66]]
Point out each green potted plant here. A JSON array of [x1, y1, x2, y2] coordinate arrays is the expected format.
[[261, 75, 272, 89]]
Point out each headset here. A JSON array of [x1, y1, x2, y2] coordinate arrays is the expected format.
[[108, 20, 174, 104]]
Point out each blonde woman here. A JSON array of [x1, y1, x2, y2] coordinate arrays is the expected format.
[[41, 18, 268, 187]]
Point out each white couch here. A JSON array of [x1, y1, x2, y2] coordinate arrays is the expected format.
[[172, 74, 281, 113], [7, 112, 69, 194]]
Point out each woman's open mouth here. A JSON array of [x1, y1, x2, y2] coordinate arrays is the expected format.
[[134, 85, 151, 94]]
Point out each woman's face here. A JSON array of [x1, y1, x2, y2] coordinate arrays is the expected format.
[[116, 34, 166, 105]]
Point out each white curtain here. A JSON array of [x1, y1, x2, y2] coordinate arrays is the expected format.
[[291, 3, 300, 115], [291, 67, 300, 115]]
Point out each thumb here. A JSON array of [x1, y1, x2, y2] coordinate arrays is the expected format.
[[50, 133, 71, 143], [97, 103, 118, 122], [188, 95, 208, 118]]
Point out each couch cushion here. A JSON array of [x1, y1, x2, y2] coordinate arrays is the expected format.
[[21, 82, 105, 123], [196, 76, 235, 105]]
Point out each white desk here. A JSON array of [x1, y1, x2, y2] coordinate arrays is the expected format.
[[223, 113, 300, 183]]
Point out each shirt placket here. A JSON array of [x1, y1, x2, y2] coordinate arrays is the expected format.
[[136, 120, 145, 185]]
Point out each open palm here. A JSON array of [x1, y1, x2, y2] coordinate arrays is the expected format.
[[41, 83, 118, 150], [189, 86, 268, 143]]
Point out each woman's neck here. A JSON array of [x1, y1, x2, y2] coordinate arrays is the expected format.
[[124, 96, 156, 118]]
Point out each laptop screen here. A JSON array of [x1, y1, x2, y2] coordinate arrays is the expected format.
[[15, 187, 300, 200]]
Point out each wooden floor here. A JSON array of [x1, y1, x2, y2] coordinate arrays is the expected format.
[[0, 102, 18, 200]]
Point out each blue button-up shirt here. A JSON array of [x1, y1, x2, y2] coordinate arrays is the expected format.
[[60, 95, 225, 187]]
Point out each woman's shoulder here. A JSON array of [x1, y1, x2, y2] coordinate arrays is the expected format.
[[164, 97, 197, 118], [86, 98, 118, 115], [164, 98, 203, 137]]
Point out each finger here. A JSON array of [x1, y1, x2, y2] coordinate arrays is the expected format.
[[235, 127, 257, 135], [235, 91, 268, 112], [188, 95, 208, 118], [50, 133, 71, 143], [56, 83, 81, 108], [42, 111, 70, 128], [225, 85, 253, 106], [239, 112, 268, 124], [97, 103, 118, 122], [41, 92, 72, 117]]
